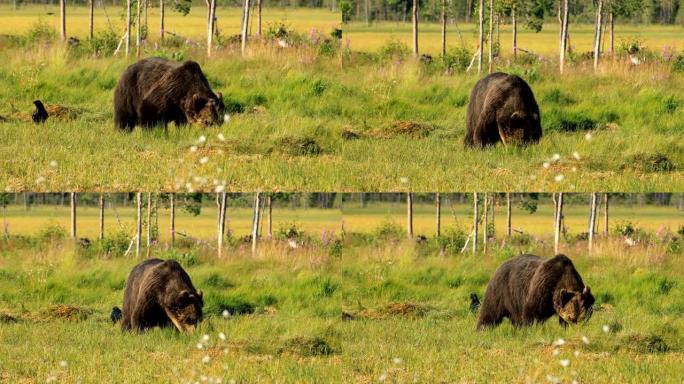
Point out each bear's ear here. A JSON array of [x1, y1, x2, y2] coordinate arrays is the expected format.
[[583, 286, 591, 296], [197, 290, 203, 298], [215, 92, 222, 101]]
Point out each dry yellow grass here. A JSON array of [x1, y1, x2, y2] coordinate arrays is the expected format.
[[3, 4, 683, 58]]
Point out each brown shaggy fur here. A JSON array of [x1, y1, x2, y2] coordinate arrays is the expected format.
[[477, 254, 594, 330], [464, 72, 542, 148], [121, 259, 203, 332], [113, 57, 225, 130]]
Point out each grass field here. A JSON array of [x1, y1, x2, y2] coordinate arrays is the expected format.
[[3, 194, 681, 241], [0, 206, 683, 382], [0, 6, 683, 191]]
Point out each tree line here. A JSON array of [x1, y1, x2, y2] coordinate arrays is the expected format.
[[8, 0, 679, 25]]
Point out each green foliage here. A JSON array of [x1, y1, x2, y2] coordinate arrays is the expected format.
[[26, 19, 56, 45], [671, 54, 684, 73], [181, 193, 203, 216], [432, 228, 468, 256], [378, 38, 410, 61], [164, 248, 200, 267], [172, 0, 192, 16], [37, 224, 67, 242], [373, 221, 404, 242], [340, 0, 354, 23], [442, 47, 473, 73]]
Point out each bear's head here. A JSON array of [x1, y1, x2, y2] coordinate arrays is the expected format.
[[555, 286, 594, 324], [162, 288, 204, 333], [185, 92, 226, 127], [499, 111, 541, 146]]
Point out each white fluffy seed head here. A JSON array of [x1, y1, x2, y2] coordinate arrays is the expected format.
[[560, 359, 570, 368]]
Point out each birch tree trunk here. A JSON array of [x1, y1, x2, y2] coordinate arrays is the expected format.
[[435, 193, 441, 237], [407, 193, 414, 238], [241, 0, 251, 56], [473, 192, 479, 255], [99, 193, 105, 241], [511, 3, 517, 59], [207, 0, 216, 57], [483, 193, 489, 253], [144, 0, 148, 34], [588, 193, 598, 252], [593, 0, 603, 72], [559, 0, 569, 74], [267, 194, 273, 239], [89, 0, 94, 40], [603, 193, 609, 236], [146, 192, 152, 257], [554, 192, 564, 254], [136, 192, 142, 257], [136, 0, 141, 57], [478, 0, 484, 73], [506, 193, 512, 237], [251, 192, 261, 255], [218, 192, 227, 258], [488, 0, 494, 73], [169, 193, 175, 247], [440, 0, 447, 56], [257, 0, 263, 37], [412, 0, 418, 56], [608, 11, 614, 54], [160, 0, 165, 42], [60, 0, 66, 41], [126, 0, 131, 55], [70, 192, 76, 239]]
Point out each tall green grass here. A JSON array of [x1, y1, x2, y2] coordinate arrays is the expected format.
[[0, 230, 682, 382], [1, 44, 681, 191]]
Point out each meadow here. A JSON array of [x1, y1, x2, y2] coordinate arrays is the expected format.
[[0, 6, 683, 191], [0, 201, 683, 382]]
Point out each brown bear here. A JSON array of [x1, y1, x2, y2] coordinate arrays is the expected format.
[[113, 57, 225, 131], [476, 254, 594, 330], [120, 258, 203, 332], [464, 72, 542, 148]]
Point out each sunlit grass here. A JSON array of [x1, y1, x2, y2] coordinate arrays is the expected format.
[[0, 225, 682, 382]]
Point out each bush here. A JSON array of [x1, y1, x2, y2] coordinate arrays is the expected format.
[[671, 54, 684, 73], [97, 230, 131, 257], [38, 225, 67, 242], [26, 20, 57, 45], [164, 249, 200, 267], [373, 221, 404, 243], [431, 228, 468, 256], [378, 39, 410, 61], [87, 30, 119, 57], [276, 223, 306, 241], [442, 47, 472, 73]]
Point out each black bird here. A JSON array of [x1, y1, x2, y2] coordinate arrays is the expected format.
[[32, 100, 48, 124], [110, 307, 123, 324], [469, 293, 480, 314]]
